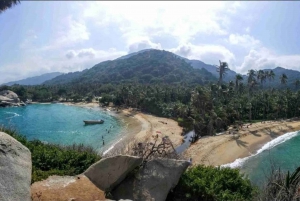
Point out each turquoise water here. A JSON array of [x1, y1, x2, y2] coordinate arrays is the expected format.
[[226, 131, 300, 187], [0, 104, 123, 152]]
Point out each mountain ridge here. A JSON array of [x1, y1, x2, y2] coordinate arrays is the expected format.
[[44, 49, 217, 85], [2, 72, 63, 86]]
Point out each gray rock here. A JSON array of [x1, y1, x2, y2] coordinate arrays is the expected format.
[[0, 90, 20, 103], [112, 158, 190, 201], [0, 90, 24, 107], [84, 155, 143, 192], [0, 132, 32, 201]]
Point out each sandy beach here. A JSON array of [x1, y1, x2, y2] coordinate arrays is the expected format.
[[59, 101, 184, 155], [103, 107, 184, 155], [184, 118, 300, 167], [56, 101, 300, 167]]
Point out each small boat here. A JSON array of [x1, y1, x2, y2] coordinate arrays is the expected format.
[[83, 120, 104, 124]]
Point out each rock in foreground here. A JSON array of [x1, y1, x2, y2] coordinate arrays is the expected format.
[[31, 175, 106, 201], [112, 158, 190, 201], [0, 132, 32, 201], [84, 155, 143, 191]]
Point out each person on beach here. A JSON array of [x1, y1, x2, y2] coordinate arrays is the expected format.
[[103, 140, 105, 145]]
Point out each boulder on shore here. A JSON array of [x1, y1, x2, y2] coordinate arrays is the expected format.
[[84, 155, 143, 192], [0, 132, 32, 201], [0, 90, 25, 107], [112, 158, 190, 201]]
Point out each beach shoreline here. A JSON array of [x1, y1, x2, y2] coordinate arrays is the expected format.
[[34, 101, 300, 168], [184, 118, 300, 167], [56, 101, 184, 156]]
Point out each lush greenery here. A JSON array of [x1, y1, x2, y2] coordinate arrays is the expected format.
[[44, 50, 217, 85], [166, 165, 256, 201], [0, 126, 101, 183], [3, 60, 300, 140]]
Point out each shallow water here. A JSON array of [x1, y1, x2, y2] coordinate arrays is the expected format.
[[222, 131, 300, 187], [175, 130, 195, 154], [0, 104, 123, 152]]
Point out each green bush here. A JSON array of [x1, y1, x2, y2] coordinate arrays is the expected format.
[[0, 127, 101, 183], [167, 165, 256, 201]]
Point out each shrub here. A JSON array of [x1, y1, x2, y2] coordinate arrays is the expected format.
[[167, 165, 256, 201], [0, 126, 101, 183]]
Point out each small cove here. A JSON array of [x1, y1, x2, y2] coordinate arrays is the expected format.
[[0, 103, 124, 152]]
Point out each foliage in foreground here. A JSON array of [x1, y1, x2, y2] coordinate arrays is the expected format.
[[167, 165, 256, 201], [0, 126, 101, 183], [256, 166, 300, 201]]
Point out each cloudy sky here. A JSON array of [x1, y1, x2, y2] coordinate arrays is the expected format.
[[1, 1, 300, 84]]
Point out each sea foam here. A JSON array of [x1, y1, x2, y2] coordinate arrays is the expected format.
[[5, 112, 21, 119], [221, 130, 300, 168]]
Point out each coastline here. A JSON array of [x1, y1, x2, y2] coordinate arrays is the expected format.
[[32, 101, 300, 168], [57, 102, 184, 155], [184, 118, 300, 167]]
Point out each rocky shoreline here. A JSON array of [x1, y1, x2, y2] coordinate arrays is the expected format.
[[0, 90, 26, 107]]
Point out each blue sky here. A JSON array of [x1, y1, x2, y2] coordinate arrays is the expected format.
[[1, 1, 300, 84]]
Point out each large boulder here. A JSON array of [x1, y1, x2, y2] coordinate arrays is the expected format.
[[0, 90, 24, 107], [0, 90, 20, 103], [112, 158, 190, 201], [31, 174, 106, 201], [0, 132, 32, 201], [84, 155, 143, 192]]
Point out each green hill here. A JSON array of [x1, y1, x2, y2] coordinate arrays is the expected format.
[[44, 49, 217, 85]]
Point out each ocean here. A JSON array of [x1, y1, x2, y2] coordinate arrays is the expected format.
[[222, 131, 300, 187], [0, 103, 124, 153]]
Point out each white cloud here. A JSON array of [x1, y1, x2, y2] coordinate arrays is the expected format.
[[65, 50, 76, 59], [239, 47, 300, 74], [228, 34, 260, 48], [0, 48, 126, 84], [128, 38, 162, 53], [37, 16, 90, 52], [82, 1, 239, 44], [56, 16, 89, 46], [77, 48, 96, 58], [170, 43, 236, 67]]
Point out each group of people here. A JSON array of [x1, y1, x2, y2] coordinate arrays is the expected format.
[[102, 125, 114, 145]]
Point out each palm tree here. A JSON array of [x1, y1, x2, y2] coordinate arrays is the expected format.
[[235, 74, 243, 92], [294, 79, 300, 90], [280, 73, 288, 85], [0, 0, 20, 13], [257, 70, 267, 88], [247, 70, 257, 93], [266, 70, 275, 89], [216, 60, 229, 85], [268, 70, 275, 81]]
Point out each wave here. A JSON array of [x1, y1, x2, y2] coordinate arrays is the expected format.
[[222, 130, 300, 169], [102, 137, 124, 156], [5, 112, 21, 119]]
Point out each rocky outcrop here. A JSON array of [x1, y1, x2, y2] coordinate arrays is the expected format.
[[0, 132, 32, 201], [84, 155, 143, 192], [31, 174, 106, 201], [0, 90, 25, 107], [111, 158, 190, 201]]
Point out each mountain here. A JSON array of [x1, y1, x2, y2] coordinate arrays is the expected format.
[[44, 50, 217, 85], [187, 60, 238, 82], [118, 49, 238, 82], [261, 67, 300, 89], [2, 72, 63, 86]]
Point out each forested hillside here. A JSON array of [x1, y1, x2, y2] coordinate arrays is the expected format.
[[44, 50, 217, 85]]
